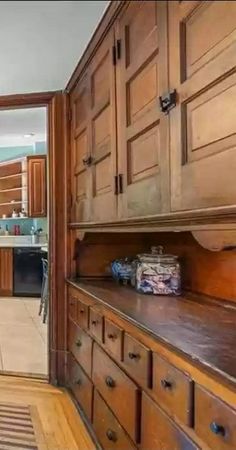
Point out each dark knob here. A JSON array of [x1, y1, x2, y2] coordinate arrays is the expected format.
[[76, 379, 81, 386], [106, 429, 117, 442], [105, 376, 116, 388], [82, 155, 93, 166], [79, 309, 84, 314], [210, 422, 225, 436], [92, 320, 98, 326], [108, 333, 117, 340], [76, 339, 82, 347], [128, 352, 140, 360], [161, 379, 172, 389]]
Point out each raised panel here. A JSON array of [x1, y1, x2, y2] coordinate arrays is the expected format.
[[27, 156, 47, 218], [0, 249, 13, 296], [185, 1, 236, 78], [93, 106, 110, 155], [94, 157, 111, 196], [91, 52, 110, 108], [75, 88, 88, 129], [75, 130, 88, 173], [128, 124, 159, 184]]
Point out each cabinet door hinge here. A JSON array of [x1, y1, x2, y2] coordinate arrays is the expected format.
[[116, 39, 121, 60], [118, 174, 123, 194], [112, 45, 117, 66], [114, 175, 118, 195], [159, 89, 177, 115], [68, 108, 72, 122]]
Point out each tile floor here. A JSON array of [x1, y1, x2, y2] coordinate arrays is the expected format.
[[0, 297, 48, 377]]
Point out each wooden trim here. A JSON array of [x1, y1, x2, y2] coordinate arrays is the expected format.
[[0, 91, 55, 108], [66, 1, 126, 92]]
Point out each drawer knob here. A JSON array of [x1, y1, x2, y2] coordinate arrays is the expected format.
[[76, 379, 81, 386], [106, 429, 117, 442], [108, 333, 117, 340], [210, 422, 225, 436], [161, 379, 172, 389], [128, 352, 140, 360], [76, 339, 82, 347], [92, 320, 98, 326], [105, 376, 116, 388], [79, 309, 85, 314]]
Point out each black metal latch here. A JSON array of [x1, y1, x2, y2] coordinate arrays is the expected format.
[[159, 89, 177, 115]]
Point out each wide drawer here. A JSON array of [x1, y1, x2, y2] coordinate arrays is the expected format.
[[92, 343, 140, 443], [123, 333, 152, 388], [93, 390, 136, 450], [195, 384, 236, 450], [67, 354, 93, 421], [141, 393, 199, 450], [104, 318, 123, 361], [153, 354, 193, 426], [89, 307, 104, 342], [76, 298, 89, 330], [68, 319, 92, 376]]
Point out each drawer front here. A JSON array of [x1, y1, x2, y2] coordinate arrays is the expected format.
[[195, 384, 236, 450], [153, 354, 193, 426], [67, 354, 93, 420], [141, 393, 199, 450], [104, 318, 123, 361], [93, 390, 136, 450], [68, 319, 92, 376], [76, 299, 89, 329], [92, 343, 140, 443], [123, 333, 152, 388], [89, 307, 104, 342], [68, 293, 77, 322]]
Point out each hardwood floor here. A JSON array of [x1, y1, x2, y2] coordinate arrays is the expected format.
[[0, 375, 95, 450]]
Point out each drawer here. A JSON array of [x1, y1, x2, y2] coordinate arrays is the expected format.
[[195, 384, 236, 450], [104, 318, 123, 361], [68, 293, 77, 322], [76, 299, 89, 330], [68, 319, 92, 376], [123, 333, 152, 388], [153, 354, 193, 426], [93, 390, 136, 450], [89, 307, 104, 342], [67, 353, 93, 420], [141, 393, 199, 450], [92, 343, 140, 443]]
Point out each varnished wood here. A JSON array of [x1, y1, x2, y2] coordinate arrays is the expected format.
[[123, 333, 152, 389], [67, 353, 93, 421], [89, 307, 104, 343], [27, 155, 47, 217], [0, 248, 13, 296], [104, 318, 124, 361], [68, 319, 93, 377]]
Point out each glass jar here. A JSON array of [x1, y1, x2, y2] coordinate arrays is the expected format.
[[135, 246, 181, 295]]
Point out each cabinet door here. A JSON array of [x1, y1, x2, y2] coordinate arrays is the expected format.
[[169, 1, 236, 212], [70, 72, 92, 222], [116, 1, 169, 218], [70, 30, 117, 223], [27, 156, 47, 217], [0, 248, 13, 296]]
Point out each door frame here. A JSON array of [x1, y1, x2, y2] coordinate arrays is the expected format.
[[0, 91, 69, 385]]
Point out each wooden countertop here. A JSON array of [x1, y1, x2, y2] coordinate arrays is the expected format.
[[68, 278, 236, 387]]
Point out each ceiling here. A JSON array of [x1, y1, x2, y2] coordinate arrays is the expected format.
[[0, 1, 108, 95], [0, 107, 46, 147]]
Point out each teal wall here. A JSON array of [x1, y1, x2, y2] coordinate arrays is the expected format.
[[0, 218, 34, 235], [0, 145, 34, 162]]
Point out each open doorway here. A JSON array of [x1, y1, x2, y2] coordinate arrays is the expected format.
[[0, 106, 49, 378]]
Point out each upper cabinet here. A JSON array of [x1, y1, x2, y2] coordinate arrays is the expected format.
[[169, 1, 236, 212], [69, 0, 236, 227], [27, 156, 47, 218]]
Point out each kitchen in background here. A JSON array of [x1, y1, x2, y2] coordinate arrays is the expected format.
[[0, 107, 48, 377]]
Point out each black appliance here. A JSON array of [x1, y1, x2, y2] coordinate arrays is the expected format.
[[13, 247, 47, 296]]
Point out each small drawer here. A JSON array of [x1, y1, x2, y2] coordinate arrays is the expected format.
[[68, 319, 92, 376], [93, 390, 136, 450], [104, 318, 123, 361], [76, 299, 89, 330], [92, 343, 140, 443], [123, 333, 152, 388], [141, 393, 199, 450], [89, 307, 104, 342], [195, 384, 236, 450], [67, 353, 93, 420], [153, 354, 193, 426], [68, 294, 77, 322]]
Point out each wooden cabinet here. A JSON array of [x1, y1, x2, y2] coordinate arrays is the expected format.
[[69, 0, 236, 227], [169, 1, 236, 212], [0, 248, 13, 296], [27, 156, 47, 217]]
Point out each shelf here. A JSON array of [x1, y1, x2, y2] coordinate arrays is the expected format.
[[0, 217, 28, 220], [0, 187, 26, 193], [0, 172, 26, 181], [0, 201, 27, 206]]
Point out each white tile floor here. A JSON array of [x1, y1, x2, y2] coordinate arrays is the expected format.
[[0, 297, 48, 377]]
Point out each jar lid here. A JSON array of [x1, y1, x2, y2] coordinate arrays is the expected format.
[[137, 246, 178, 263]]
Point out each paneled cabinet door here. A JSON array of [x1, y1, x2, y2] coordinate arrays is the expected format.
[[116, 1, 169, 218], [70, 72, 92, 222], [169, 1, 236, 212], [0, 248, 13, 296], [27, 156, 47, 218]]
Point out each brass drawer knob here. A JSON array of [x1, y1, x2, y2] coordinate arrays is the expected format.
[[161, 379, 172, 389], [210, 422, 225, 436], [106, 429, 117, 442], [108, 333, 117, 340], [105, 376, 116, 388], [128, 352, 140, 360], [79, 309, 85, 314], [75, 339, 82, 347]]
